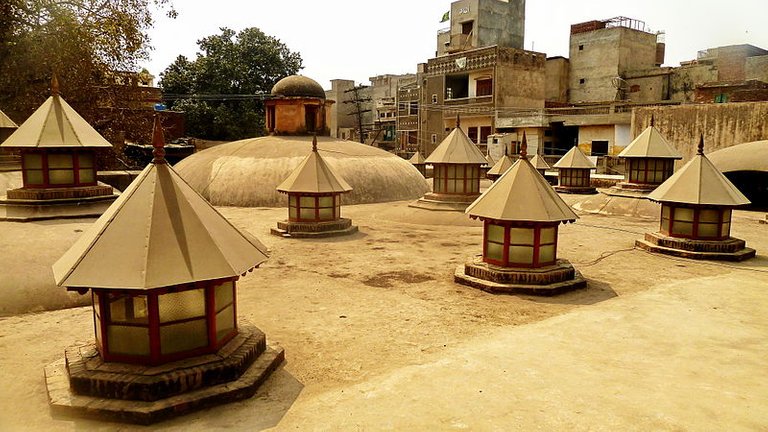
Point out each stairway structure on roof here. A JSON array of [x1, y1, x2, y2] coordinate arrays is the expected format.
[[44, 116, 283, 425], [635, 136, 756, 261], [455, 136, 586, 295], [0, 76, 118, 221]]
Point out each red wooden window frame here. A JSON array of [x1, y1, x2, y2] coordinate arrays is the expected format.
[[659, 204, 732, 240], [92, 278, 239, 366], [21, 149, 97, 189], [476, 78, 493, 97], [287, 193, 340, 222], [482, 220, 559, 268], [432, 164, 480, 195], [627, 158, 674, 185], [558, 168, 590, 187]]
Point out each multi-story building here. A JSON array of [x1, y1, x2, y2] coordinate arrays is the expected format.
[[370, 74, 415, 150], [420, 0, 542, 156], [396, 80, 421, 154]]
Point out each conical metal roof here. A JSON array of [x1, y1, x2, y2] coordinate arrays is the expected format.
[[0, 110, 17, 129], [0, 77, 111, 149], [409, 151, 426, 164], [648, 137, 750, 206], [425, 124, 487, 165], [485, 154, 495, 166], [530, 154, 551, 170], [486, 154, 516, 177], [276, 136, 352, 194], [553, 146, 595, 169], [618, 126, 682, 159], [467, 140, 577, 223], [52, 118, 268, 290]]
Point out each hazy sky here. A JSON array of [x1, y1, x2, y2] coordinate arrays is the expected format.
[[142, 0, 768, 90]]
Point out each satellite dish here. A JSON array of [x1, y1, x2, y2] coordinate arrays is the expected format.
[[611, 76, 630, 101]]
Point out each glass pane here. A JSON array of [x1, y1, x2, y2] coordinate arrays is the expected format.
[[487, 224, 505, 242], [318, 196, 333, 207], [540, 227, 556, 244], [508, 245, 534, 265], [470, 179, 479, 193], [662, 205, 671, 220], [699, 209, 720, 223], [722, 210, 732, 222], [215, 281, 234, 309], [109, 295, 148, 324], [318, 208, 334, 220], [78, 153, 94, 168], [698, 223, 718, 238], [95, 317, 102, 346], [49, 169, 74, 184], [159, 289, 206, 323], [447, 180, 457, 193], [721, 222, 731, 238], [433, 178, 443, 192], [300, 208, 315, 220], [25, 170, 44, 185], [108, 325, 150, 356], [289, 195, 296, 206], [509, 228, 534, 245], [300, 196, 314, 207], [48, 154, 73, 169], [160, 319, 208, 355], [289, 207, 297, 219], [447, 165, 456, 178], [216, 306, 235, 342], [672, 221, 693, 236], [23, 153, 43, 169], [486, 241, 503, 261], [539, 244, 556, 263], [79, 169, 95, 183], [629, 169, 639, 182], [674, 208, 694, 222]]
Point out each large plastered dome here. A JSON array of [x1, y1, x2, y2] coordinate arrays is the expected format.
[[174, 135, 429, 207]]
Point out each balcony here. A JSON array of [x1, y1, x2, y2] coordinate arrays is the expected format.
[[446, 34, 474, 53]]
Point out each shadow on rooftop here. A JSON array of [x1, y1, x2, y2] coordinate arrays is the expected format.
[[524, 278, 618, 306]]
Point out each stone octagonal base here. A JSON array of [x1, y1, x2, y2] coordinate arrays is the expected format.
[[271, 217, 358, 238], [554, 186, 597, 195], [44, 324, 284, 425], [635, 232, 756, 261], [409, 192, 481, 212], [454, 256, 587, 296], [0, 193, 117, 221]]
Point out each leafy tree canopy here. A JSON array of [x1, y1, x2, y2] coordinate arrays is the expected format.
[[160, 27, 303, 141]]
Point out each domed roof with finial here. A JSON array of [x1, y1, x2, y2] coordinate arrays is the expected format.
[[466, 133, 577, 223], [648, 136, 750, 206], [271, 75, 326, 99]]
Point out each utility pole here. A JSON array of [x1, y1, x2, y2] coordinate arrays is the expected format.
[[344, 84, 372, 144]]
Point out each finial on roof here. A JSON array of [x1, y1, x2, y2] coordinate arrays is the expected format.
[[697, 135, 704, 156], [456, 114, 461, 129], [312, 135, 318, 152], [151, 115, 166, 164], [520, 132, 528, 159], [650, 114, 655, 127], [51, 74, 60, 96]]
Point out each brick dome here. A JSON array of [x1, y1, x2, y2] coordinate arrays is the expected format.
[[271, 75, 326, 99]]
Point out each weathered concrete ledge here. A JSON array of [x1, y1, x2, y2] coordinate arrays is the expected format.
[[409, 193, 480, 212], [0, 193, 117, 221]]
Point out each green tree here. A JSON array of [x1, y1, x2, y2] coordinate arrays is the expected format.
[[0, 0, 175, 142], [160, 27, 303, 141]]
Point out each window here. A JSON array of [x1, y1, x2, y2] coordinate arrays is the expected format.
[[446, 74, 469, 99], [480, 126, 492, 144], [483, 222, 559, 268], [433, 164, 480, 194], [462, 21, 473, 35], [579, 78, 586, 85], [476, 78, 493, 97], [579, 44, 584, 51], [288, 194, 339, 222], [432, 94, 438, 104], [591, 141, 608, 156], [409, 101, 418, 115], [431, 134, 437, 144], [627, 158, 674, 184], [559, 168, 590, 187], [660, 205, 731, 239], [22, 150, 97, 188], [714, 94, 728, 103], [468, 127, 478, 144]]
